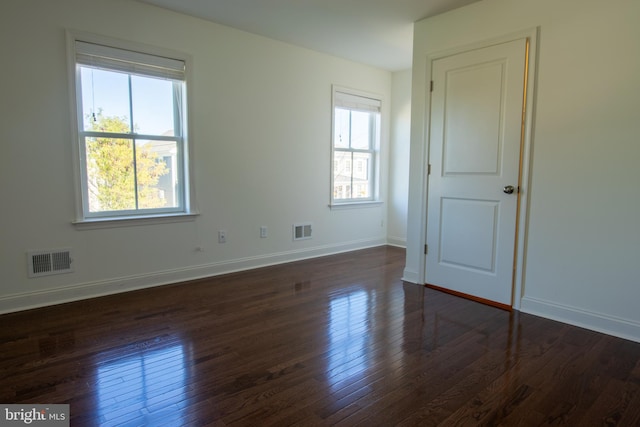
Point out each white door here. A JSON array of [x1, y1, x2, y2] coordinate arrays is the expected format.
[[426, 39, 528, 307]]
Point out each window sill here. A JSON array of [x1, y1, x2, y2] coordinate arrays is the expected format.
[[72, 212, 200, 230], [329, 201, 384, 210]]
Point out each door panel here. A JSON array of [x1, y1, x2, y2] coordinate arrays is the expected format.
[[443, 61, 505, 175], [426, 39, 527, 307], [439, 198, 498, 273]]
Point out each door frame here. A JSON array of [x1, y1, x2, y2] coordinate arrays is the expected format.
[[418, 28, 539, 310]]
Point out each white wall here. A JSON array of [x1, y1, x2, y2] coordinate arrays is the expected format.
[[387, 70, 412, 247], [0, 0, 394, 312], [406, 0, 640, 341]]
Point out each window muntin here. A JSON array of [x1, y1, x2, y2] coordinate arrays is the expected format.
[[72, 37, 189, 220], [331, 89, 380, 204]]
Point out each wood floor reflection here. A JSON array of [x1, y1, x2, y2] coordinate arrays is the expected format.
[[2, 246, 640, 426]]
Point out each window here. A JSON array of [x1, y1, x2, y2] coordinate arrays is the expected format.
[[69, 33, 193, 222], [331, 87, 381, 205]]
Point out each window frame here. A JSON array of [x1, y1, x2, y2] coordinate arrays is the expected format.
[[66, 31, 197, 227], [330, 86, 382, 208]]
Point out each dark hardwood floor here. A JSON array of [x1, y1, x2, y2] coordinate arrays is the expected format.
[[2, 246, 640, 426]]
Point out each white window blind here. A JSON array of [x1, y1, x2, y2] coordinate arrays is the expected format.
[[75, 41, 185, 81], [334, 91, 381, 113]]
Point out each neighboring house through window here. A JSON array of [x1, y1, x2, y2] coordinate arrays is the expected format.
[[331, 87, 381, 205], [68, 32, 193, 223]]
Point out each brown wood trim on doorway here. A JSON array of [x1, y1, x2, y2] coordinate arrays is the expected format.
[[425, 282, 513, 311]]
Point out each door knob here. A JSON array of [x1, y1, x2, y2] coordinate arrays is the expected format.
[[503, 185, 515, 194]]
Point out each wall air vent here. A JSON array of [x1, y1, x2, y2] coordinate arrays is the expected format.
[[293, 223, 313, 241], [27, 249, 74, 278]]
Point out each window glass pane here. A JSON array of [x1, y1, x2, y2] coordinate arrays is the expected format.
[[136, 139, 178, 209], [80, 67, 131, 132], [333, 151, 352, 200], [350, 110, 371, 149], [85, 137, 135, 212], [352, 152, 372, 199], [131, 76, 177, 136], [334, 108, 350, 148]]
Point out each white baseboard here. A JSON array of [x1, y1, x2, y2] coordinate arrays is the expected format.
[[0, 238, 386, 315], [402, 268, 420, 284], [386, 236, 406, 248], [520, 296, 640, 343]]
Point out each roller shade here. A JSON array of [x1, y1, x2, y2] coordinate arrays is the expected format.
[[76, 41, 185, 81], [334, 91, 381, 113]]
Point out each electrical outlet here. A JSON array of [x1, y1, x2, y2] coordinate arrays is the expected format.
[[260, 226, 268, 238], [218, 230, 226, 244]]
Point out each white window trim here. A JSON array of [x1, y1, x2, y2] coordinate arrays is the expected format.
[[66, 30, 197, 227], [330, 85, 382, 209], [72, 212, 199, 230], [328, 200, 384, 210]]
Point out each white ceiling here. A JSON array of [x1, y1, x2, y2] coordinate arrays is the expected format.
[[138, 0, 481, 71]]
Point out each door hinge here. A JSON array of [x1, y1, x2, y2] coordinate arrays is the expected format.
[[427, 164, 431, 175], [424, 244, 428, 255], [430, 81, 434, 92]]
